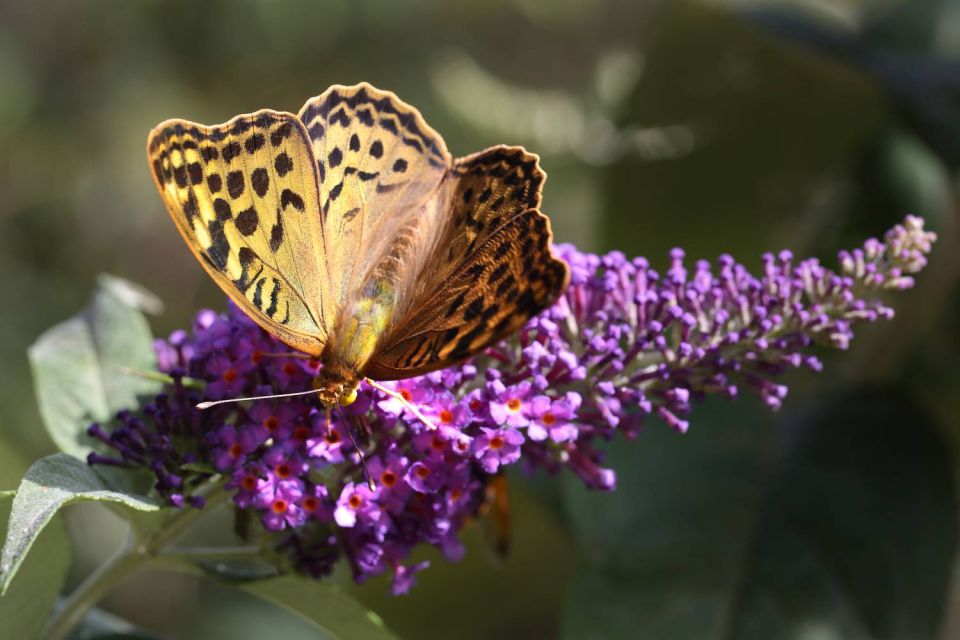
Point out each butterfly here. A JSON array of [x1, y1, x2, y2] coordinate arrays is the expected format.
[[147, 82, 569, 411]]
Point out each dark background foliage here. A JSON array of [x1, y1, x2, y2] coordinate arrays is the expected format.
[[1, 1, 958, 638]]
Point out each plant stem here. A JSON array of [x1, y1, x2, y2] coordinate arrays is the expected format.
[[41, 482, 228, 640], [41, 534, 144, 640]]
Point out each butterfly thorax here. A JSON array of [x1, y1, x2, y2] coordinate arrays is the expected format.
[[313, 276, 397, 406]]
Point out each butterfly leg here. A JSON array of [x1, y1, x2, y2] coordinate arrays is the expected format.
[[363, 378, 438, 431]]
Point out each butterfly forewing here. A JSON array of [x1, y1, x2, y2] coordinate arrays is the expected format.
[[297, 83, 452, 323], [147, 111, 329, 355]]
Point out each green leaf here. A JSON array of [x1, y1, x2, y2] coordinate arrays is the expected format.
[[28, 274, 161, 458], [242, 575, 397, 640], [0, 454, 160, 594], [562, 389, 956, 639], [0, 493, 70, 639]]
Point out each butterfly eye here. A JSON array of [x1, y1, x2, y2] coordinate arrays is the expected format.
[[340, 387, 358, 406]]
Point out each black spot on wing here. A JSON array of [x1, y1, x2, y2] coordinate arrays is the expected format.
[[235, 207, 258, 236], [356, 108, 374, 126], [227, 171, 245, 199], [280, 188, 305, 211], [328, 147, 342, 168], [496, 274, 516, 297], [266, 278, 280, 317], [274, 152, 294, 177], [270, 219, 284, 251], [330, 108, 351, 127], [187, 162, 204, 185], [487, 263, 509, 284], [251, 168, 269, 197], [213, 198, 232, 221], [173, 165, 188, 188], [223, 141, 242, 162], [183, 190, 199, 223], [445, 292, 466, 318], [252, 277, 265, 310], [379, 117, 398, 134], [245, 133, 265, 154], [270, 122, 293, 146], [206, 220, 229, 270], [463, 298, 484, 321]]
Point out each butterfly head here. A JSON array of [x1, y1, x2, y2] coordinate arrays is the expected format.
[[312, 368, 360, 408]]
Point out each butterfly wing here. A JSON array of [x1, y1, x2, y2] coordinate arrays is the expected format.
[[297, 83, 452, 328], [148, 110, 329, 355], [363, 146, 569, 379]]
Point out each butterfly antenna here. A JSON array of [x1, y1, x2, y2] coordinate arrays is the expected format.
[[363, 378, 437, 431], [196, 388, 318, 410], [335, 405, 376, 491]]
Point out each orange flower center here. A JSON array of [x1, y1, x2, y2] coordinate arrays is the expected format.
[[489, 436, 505, 451], [263, 416, 280, 431], [241, 475, 257, 490], [439, 409, 454, 424], [430, 436, 445, 451], [469, 399, 482, 412], [283, 362, 299, 376], [415, 466, 431, 479], [228, 443, 243, 458], [250, 350, 263, 364], [381, 471, 397, 487], [293, 426, 310, 441], [308, 358, 320, 369], [450, 488, 463, 500], [303, 497, 318, 512], [275, 464, 292, 479], [325, 431, 341, 444], [400, 389, 412, 402], [507, 398, 522, 412], [222, 368, 238, 382], [271, 499, 287, 514], [348, 494, 363, 509], [542, 412, 556, 425]]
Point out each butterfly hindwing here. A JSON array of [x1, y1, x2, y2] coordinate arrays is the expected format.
[[366, 208, 567, 378], [147, 111, 329, 355], [364, 146, 568, 379], [437, 145, 546, 270], [297, 83, 452, 322]]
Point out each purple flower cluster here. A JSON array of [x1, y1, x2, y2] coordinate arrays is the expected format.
[[87, 216, 935, 594]]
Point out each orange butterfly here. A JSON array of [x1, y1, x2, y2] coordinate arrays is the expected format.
[[148, 83, 568, 412]]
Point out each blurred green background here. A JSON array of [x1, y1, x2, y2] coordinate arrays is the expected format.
[[2, 0, 960, 638]]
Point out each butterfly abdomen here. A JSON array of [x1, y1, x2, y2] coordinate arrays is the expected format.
[[326, 276, 397, 375]]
